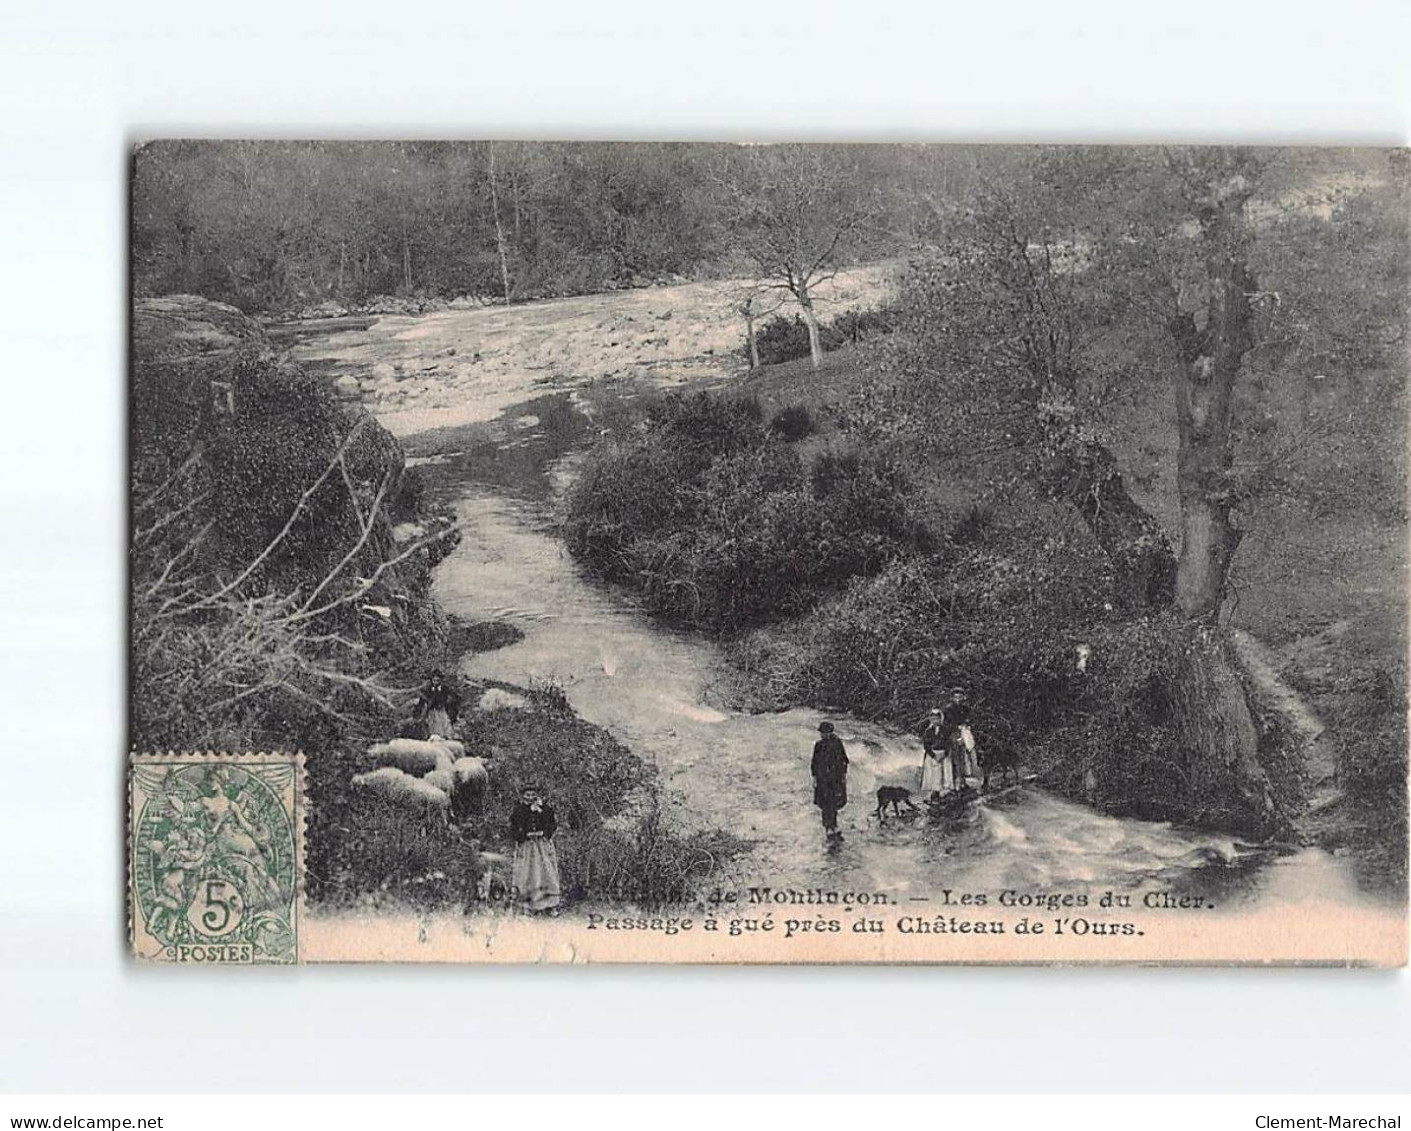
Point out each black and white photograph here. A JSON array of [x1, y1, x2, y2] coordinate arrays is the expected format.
[[7, 0, 1411, 1111], [127, 141, 1408, 964]]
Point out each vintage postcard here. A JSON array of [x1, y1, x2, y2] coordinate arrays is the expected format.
[[128, 142, 1408, 964]]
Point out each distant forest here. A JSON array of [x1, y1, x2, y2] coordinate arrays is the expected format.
[[131, 141, 940, 311]]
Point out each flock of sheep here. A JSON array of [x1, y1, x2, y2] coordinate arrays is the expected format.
[[352, 736, 490, 824]]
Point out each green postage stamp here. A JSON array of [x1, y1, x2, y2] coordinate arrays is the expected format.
[[128, 752, 305, 964]]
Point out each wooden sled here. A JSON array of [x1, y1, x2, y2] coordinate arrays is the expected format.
[[925, 784, 980, 819]]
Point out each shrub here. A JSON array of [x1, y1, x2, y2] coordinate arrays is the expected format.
[[1330, 664, 1409, 892], [769, 404, 816, 442], [747, 313, 845, 366], [830, 304, 899, 345], [950, 503, 993, 546], [565, 394, 930, 633], [560, 801, 749, 907], [744, 307, 896, 367]]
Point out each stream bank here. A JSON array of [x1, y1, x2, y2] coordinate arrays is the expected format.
[[286, 286, 1399, 920]]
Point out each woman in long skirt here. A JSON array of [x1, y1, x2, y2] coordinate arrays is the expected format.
[[510, 784, 562, 914], [919, 707, 952, 798]]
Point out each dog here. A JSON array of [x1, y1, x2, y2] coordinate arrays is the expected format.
[[875, 785, 922, 820]]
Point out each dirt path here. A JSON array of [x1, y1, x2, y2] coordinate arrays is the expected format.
[[1231, 627, 1340, 808]]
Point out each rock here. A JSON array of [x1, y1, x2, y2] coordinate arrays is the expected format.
[[333, 374, 362, 399], [391, 521, 427, 544], [294, 299, 349, 320], [478, 688, 530, 713], [133, 294, 267, 360]]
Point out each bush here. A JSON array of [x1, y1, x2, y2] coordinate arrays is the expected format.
[[747, 313, 845, 366], [725, 497, 1307, 831], [744, 306, 896, 367], [1329, 664, 1409, 891], [565, 393, 930, 633], [830, 304, 899, 345], [131, 303, 461, 753], [561, 801, 749, 907], [950, 503, 993, 546], [769, 404, 816, 442]]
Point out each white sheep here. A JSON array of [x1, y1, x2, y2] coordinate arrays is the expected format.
[[423, 764, 455, 795], [478, 687, 529, 713], [352, 766, 451, 824], [367, 736, 464, 774], [355, 741, 492, 828]]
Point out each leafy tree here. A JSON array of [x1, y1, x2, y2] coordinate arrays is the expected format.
[[853, 146, 1402, 838]]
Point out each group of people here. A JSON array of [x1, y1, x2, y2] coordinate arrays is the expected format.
[[414, 671, 563, 915], [920, 691, 977, 798], [419, 664, 982, 897], [810, 688, 978, 841]]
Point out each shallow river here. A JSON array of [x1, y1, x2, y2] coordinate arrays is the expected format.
[[289, 306, 1382, 916], [432, 480, 1370, 911]]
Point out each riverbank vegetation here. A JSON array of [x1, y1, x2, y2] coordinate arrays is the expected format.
[[306, 675, 746, 911], [564, 148, 1407, 886], [130, 298, 743, 911], [564, 391, 931, 632]]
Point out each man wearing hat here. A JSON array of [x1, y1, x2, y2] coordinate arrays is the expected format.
[[944, 688, 976, 783], [810, 721, 850, 842]]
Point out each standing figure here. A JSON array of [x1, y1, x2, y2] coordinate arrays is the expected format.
[[919, 706, 953, 799], [811, 721, 850, 843], [510, 783, 562, 914], [415, 670, 461, 740], [942, 689, 976, 788]]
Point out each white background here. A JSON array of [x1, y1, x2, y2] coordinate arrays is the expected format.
[[1, 0, 1408, 1094]]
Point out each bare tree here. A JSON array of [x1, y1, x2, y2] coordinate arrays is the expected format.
[[737, 285, 783, 371], [132, 424, 459, 747], [721, 145, 872, 370], [487, 141, 513, 304]]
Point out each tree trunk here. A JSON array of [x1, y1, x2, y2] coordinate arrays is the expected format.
[[401, 228, 412, 293], [1169, 278, 1250, 620], [742, 296, 760, 370], [1171, 627, 1291, 840], [488, 142, 513, 305], [1162, 155, 1289, 841], [1168, 161, 1258, 621], [510, 156, 523, 242], [1035, 384, 1177, 610], [798, 289, 823, 370]]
